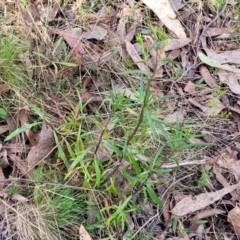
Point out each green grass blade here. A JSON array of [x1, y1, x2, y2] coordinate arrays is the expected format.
[[4, 122, 41, 142]]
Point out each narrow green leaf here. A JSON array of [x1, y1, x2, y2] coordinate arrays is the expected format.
[[4, 122, 41, 142], [0, 108, 7, 119], [146, 184, 162, 207], [119, 70, 150, 76], [31, 104, 45, 119], [198, 52, 240, 73], [55, 61, 78, 67], [69, 147, 92, 170], [172, 217, 178, 233], [54, 132, 70, 168]]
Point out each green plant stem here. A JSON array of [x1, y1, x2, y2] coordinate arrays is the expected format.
[[101, 75, 152, 185]]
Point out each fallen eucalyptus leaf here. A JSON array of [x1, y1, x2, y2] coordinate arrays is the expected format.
[[198, 52, 240, 74], [217, 69, 240, 94], [172, 183, 240, 217], [142, 0, 187, 39], [228, 205, 240, 236]]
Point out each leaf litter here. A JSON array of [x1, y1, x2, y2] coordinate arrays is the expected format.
[[1, 0, 240, 239]]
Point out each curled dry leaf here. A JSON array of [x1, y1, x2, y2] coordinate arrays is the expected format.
[[163, 38, 192, 51], [26, 123, 55, 169], [218, 69, 240, 94], [199, 65, 217, 88], [79, 224, 92, 240], [125, 40, 150, 73], [142, 0, 187, 39], [82, 26, 107, 40], [172, 182, 240, 217], [228, 205, 240, 236], [59, 28, 85, 55]]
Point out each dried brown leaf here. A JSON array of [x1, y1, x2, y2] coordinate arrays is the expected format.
[[191, 208, 225, 221], [218, 69, 240, 94], [0, 167, 5, 191], [5, 142, 30, 154], [19, 51, 33, 79], [169, 0, 185, 10], [0, 84, 10, 94], [213, 165, 240, 200], [0, 148, 9, 168], [184, 81, 196, 93], [0, 125, 9, 135], [18, 108, 39, 146], [8, 153, 29, 176], [79, 224, 92, 240], [206, 49, 240, 64], [228, 205, 240, 236], [82, 26, 107, 40], [142, 0, 187, 39], [6, 116, 17, 143], [163, 38, 192, 51], [24, 3, 40, 23], [49, 1, 62, 21], [125, 40, 150, 73], [82, 50, 112, 67], [26, 123, 55, 169], [202, 28, 233, 37], [11, 194, 29, 202], [199, 65, 217, 88], [117, 5, 130, 40], [172, 183, 240, 217], [217, 151, 240, 181], [164, 111, 185, 124], [59, 28, 85, 55], [188, 96, 225, 116]]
